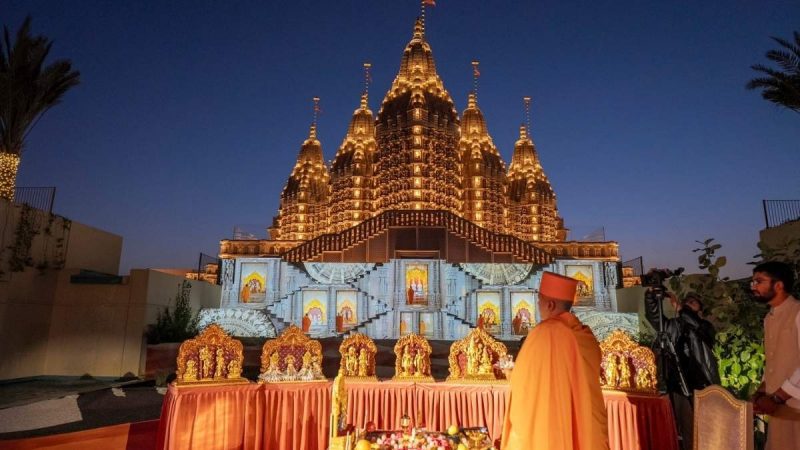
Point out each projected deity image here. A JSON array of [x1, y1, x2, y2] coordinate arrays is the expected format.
[[511, 292, 535, 335], [476, 291, 501, 333], [399, 312, 413, 336], [405, 264, 429, 306], [565, 265, 594, 299], [303, 290, 328, 326], [419, 313, 434, 337], [239, 264, 267, 303], [336, 291, 357, 326]]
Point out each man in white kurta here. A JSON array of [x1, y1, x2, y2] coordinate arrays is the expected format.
[[750, 261, 800, 449]]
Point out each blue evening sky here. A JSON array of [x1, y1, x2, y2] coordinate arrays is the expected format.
[[6, 0, 800, 278]]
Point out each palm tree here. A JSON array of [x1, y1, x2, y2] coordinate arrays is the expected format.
[[746, 31, 800, 114], [0, 17, 80, 201]]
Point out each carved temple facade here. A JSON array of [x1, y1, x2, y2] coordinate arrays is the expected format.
[[210, 17, 636, 340]]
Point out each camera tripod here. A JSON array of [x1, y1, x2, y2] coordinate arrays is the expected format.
[[650, 287, 690, 397]]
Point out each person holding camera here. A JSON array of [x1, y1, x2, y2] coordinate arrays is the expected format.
[[644, 290, 719, 450]]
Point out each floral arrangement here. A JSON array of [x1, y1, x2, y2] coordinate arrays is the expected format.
[[371, 431, 454, 450], [361, 427, 492, 450]]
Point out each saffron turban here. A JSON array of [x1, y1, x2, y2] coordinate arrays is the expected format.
[[539, 271, 578, 302]]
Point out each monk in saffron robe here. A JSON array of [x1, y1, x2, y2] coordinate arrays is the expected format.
[[302, 313, 311, 333], [501, 271, 608, 450]]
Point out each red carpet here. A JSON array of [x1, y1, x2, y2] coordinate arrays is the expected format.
[[0, 420, 158, 450]]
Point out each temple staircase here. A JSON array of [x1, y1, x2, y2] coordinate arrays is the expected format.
[[281, 210, 553, 264]]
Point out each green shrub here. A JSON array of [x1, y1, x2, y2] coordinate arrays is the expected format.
[[147, 280, 199, 344]]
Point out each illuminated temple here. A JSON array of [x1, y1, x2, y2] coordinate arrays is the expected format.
[[209, 18, 635, 340]]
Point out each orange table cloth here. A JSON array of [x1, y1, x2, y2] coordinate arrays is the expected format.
[[156, 382, 677, 450], [155, 382, 331, 450], [603, 390, 679, 450], [344, 381, 510, 440]]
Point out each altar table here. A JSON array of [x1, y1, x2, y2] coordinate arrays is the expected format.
[[156, 381, 677, 450]]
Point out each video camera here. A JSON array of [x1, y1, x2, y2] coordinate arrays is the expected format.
[[640, 267, 684, 289]]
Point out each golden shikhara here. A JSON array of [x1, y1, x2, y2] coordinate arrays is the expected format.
[[269, 18, 567, 244]]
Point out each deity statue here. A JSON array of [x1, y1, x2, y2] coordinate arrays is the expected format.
[[401, 347, 413, 376], [227, 358, 242, 379], [184, 359, 198, 381], [413, 348, 425, 376], [618, 356, 631, 389], [264, 351, 279, 375], [635, 366, 653, 390], [214, 348, 226, 378], [310, 354, 322, 378], [466, 339, 482, 376], [357, 348, 369, 377], [466, 336, 477, 375], [345, 346, 358, 376], [478, 346, 493, 375], [604, 354, 619, 387], [199, 346, 213, 379], [285, 354, 297, 376], [331, 370, 347, 437], [302, 350, 312, 371]]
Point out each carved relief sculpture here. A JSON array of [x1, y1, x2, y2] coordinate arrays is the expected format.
[[338, 333, 378, 380], [392, 333, 434, 381], [259, 325, 325, 383], [175, 324, 248, 386], [600, 330, 657, 393], [447, 327, 508, 383]]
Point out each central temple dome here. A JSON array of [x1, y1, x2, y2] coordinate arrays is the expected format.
[[373, 19, 461, 214], [269, 16, 568, 247]]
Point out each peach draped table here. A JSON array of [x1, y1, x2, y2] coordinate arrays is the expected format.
[[156, 382, 677, 450]]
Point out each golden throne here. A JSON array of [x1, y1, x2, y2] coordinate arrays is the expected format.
[[339, 333, 378, 381], [259, 325, 325, 382], [175, 324, 248, 386], [392, 333, 434, 381], [599, 329, 657, 393], [446, 327, 508, 383]]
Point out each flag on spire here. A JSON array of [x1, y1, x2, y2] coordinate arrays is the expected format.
[[424, 0, 436, 6], [312, 96, 322, 124], [472, 61, 481, 78]]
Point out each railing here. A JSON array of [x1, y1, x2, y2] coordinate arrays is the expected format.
[[197, 253, 221, 284], [13, 187, 56, 214], [763, 200, 800, 229], [282, 210, 554, 264], [622, 256, 644, 277], [232, 224, 267, 240]]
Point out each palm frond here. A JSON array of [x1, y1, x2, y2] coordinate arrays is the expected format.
[[0, 16, 80, 155], [747, 31, 800, 114]]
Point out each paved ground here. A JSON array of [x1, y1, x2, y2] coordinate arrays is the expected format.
[[0, 378, 164, 440], [0, 338, 523, 440]]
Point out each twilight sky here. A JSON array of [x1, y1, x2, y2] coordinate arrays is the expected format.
[[6, 0, 800, 278]]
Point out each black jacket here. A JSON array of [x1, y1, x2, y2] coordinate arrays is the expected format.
[[644, 294, 720, 395]]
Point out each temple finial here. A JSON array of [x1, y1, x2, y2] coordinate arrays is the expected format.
[[523, 96, 532, 135], [310, 96, 321, 138], [363, 62, 372, 107], [471, 60, 480, 102], [421, 0, 436, 37]]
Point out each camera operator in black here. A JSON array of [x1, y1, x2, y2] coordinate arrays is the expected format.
[[645, 290, 719, 449]]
